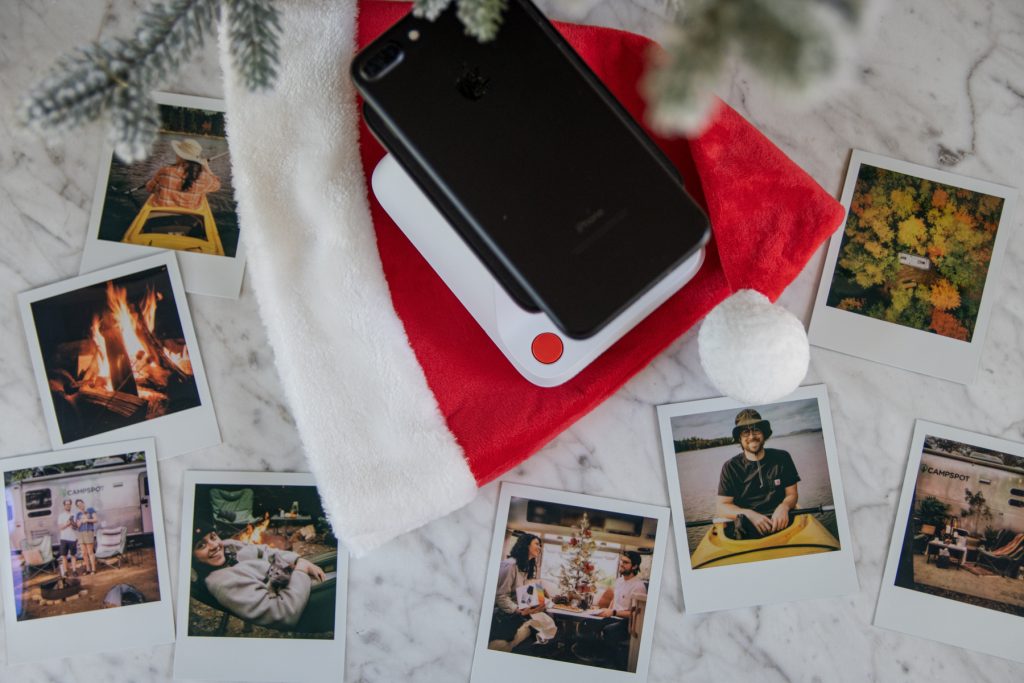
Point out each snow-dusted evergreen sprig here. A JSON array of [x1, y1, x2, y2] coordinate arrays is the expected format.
[[413, 0, 454, 22], [226, 0, 282, 91], [646, 0, 867, 135], [455, 0, 509, 42], [109, 86, 162, 162], [20, 0, 283, 163], [413, 0, 508, 42]]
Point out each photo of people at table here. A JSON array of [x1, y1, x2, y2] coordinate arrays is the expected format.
[[186, 483, 340, 640], [486, 496, 658, 673], [3, 450, 162, 621], [894, 433, 1024, 617], [668, 396, 841, 570]]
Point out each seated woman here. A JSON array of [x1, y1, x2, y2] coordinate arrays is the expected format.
[[146, 139, 221, 210], [191, 520, 330, 631], [490, 533, 556, 650]]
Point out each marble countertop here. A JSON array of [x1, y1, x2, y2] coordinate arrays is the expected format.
[[2, 0, 1023, 681]]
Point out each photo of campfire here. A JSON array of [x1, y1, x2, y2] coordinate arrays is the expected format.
[[187, 483, 340, 640], [4, 451, 163, 622], [28, 264, 201, 444]]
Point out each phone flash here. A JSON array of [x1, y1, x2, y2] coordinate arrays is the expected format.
[[408, 29, 421, 41]]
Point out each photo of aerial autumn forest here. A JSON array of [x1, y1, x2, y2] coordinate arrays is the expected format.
[[826, 164, 1005, 342]]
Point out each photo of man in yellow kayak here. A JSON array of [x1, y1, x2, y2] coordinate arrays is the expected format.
[[664, 392, 844, 571], [716, 409, 800, 540]]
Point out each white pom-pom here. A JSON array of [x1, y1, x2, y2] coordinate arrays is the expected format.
[[698, 289, 809, 404]]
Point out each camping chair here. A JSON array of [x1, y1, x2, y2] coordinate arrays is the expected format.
[[95, 527, 128, 569], [21, 534, 57, 579], [980, 543, 1024, 578], [189, 551, 339, 636], [210, 488, 260, 534], [913, 524, 937, 553]]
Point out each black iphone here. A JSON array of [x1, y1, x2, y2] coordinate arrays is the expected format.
[[352, 0, 710, 339]]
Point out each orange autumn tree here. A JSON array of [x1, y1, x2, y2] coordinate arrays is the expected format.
[[929, 309, 968, 341], [827, 165, 1003, 341]]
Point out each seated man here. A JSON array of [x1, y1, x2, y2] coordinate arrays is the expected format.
[[716, 409, 800, 539], [594, 551, 647, 668]]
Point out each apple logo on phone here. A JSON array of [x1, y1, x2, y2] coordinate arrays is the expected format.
[[456, 65, 490, 101]]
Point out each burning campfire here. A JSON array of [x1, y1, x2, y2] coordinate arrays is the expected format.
[[237, 513, 272, 545], [234, 512, 293, 550], [46, 278, 197, 430]]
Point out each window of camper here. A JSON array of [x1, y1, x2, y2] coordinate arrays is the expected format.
[[25, 489, 51, 512]]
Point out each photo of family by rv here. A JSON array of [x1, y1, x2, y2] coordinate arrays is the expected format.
[[894, 433, 1024, 617], [484, 495, 660, 673], [186, 483, 340, 640], [667, 396, 841, 570], [4, 451, 161, 621]]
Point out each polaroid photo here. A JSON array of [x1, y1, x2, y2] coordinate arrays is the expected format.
[[79, 92, 245, 299], [174, 470, 349, 683], [874, 420, 1024, 663], [0, 439, 174, 663], [809, 150, 1017, 384], [18, 252, 220, 458], [656, 384, 858, 613], [470, 482, 670, 683]]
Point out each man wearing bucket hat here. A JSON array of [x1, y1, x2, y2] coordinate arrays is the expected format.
[[145, 138, 221, 210], [715, 409, 800, 539]]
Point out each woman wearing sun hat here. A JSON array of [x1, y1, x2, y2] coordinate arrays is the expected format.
[[145, 138, 221, 210]]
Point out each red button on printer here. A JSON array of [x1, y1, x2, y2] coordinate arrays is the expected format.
[[531, 332, 563, 364]]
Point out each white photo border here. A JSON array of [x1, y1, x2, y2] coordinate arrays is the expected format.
[[0, 438, 174, 663], [18, 251, 221, 458], [173, 470, 349, 683], [79, 91, 246, 299], [874, 420, 1024, 663], [808, 149, 1018, 384], [656, 384, 859, 614], [470, 482, 671, 683]]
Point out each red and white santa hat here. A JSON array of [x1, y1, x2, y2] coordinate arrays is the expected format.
[[218, 0, 841, 556]]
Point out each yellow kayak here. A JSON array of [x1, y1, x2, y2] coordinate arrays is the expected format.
[[122, 195, 225, 256], [691, 514, 840, 569]]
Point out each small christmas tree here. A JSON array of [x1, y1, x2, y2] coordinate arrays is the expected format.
[[556, 511, 601, 608]]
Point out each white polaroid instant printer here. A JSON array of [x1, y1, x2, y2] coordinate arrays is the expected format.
[[371, 154, 705, 388]]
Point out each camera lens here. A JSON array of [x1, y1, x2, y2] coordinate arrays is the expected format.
[[360, 42, 404, 81]]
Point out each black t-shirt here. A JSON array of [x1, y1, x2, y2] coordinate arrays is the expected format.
[[717, 448, 801, 516]]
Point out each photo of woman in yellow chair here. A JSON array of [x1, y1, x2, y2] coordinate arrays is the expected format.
[[94, 101, 239, 260], [120, 139, 226, 256]]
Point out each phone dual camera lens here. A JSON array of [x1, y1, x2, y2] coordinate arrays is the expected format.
[[360, 41, 404, 81]]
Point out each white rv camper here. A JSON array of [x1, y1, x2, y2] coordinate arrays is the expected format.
[[6, 460, 153, 552]]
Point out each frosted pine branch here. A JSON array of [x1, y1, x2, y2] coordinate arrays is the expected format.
[[109, 86, 161, 162], [20, 0, 222, 162], [413, 0, 454, 22], [226, 0, 282, 91], [646, 0, 867, 134], [455, 0, 509, 42]]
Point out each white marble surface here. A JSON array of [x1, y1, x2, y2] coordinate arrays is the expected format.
[[1, 0, 1023, 681]]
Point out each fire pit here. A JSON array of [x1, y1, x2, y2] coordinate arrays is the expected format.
[[40, 577, 83, 601]]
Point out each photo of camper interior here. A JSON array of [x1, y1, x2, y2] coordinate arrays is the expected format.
[[896, 435, 1024, 616], [487, 497, 658, 673], [5, 452, 161, 621]]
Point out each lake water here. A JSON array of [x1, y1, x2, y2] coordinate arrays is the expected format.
[[676, 432, 838, 553]]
